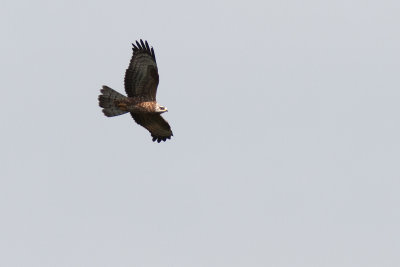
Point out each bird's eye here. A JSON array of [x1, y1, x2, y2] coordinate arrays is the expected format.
[[160, 107, 164, 110]]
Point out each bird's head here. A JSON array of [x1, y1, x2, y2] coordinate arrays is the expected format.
[[156, 104, 168, 113]]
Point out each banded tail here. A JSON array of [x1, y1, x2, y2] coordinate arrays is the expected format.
[[98, 85, 128, 117]]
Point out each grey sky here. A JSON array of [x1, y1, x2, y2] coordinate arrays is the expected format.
[[1, 0, 400, 266]]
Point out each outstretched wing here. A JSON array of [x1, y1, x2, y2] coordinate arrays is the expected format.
[[131, 113, 173, 143], [124, 40, 159, 100]]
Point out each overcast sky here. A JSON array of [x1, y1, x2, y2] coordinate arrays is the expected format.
[[1, 0, 400, 266]]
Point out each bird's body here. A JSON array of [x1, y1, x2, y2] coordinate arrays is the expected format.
[[115, 96, 157, 113], [98, 40, 173, 143]]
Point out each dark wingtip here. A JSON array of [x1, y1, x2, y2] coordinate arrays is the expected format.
[[145, 40, 150, 52], [132, 40, 156, 61], [136, 40, 142, 49], [151, 134, 172, 143]]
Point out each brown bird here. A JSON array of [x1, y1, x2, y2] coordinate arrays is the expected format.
[[98, 40, 173, 143]]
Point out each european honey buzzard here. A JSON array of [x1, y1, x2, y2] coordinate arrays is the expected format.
[[98, 40, 173, 143]]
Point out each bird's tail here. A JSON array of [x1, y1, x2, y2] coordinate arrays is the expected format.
[[98, 85, 129, 117]]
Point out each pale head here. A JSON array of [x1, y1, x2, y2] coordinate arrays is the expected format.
[[155, 103, 168, 113]]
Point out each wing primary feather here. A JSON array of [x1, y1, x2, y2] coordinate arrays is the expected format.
[[145, 40, 150, 52], [140, 39, 146, 50], [136, 40, 142, 49], [151, 47, 156, 61], [132, 43, 138, 51]]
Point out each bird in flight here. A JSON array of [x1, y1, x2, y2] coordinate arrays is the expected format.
[[98, 40, 173, 143]]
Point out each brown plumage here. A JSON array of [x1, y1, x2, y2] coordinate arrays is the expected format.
[[98, 40, 173, 143]]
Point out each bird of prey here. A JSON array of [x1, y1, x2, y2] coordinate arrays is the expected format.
[[98, 40, 173, 143]]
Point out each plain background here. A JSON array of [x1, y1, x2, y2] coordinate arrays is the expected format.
[[1, 0, 399, 266]]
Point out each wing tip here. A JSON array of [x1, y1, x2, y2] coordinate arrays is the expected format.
[[151, 134, 172, 143], [131, 39, 156, 61]]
